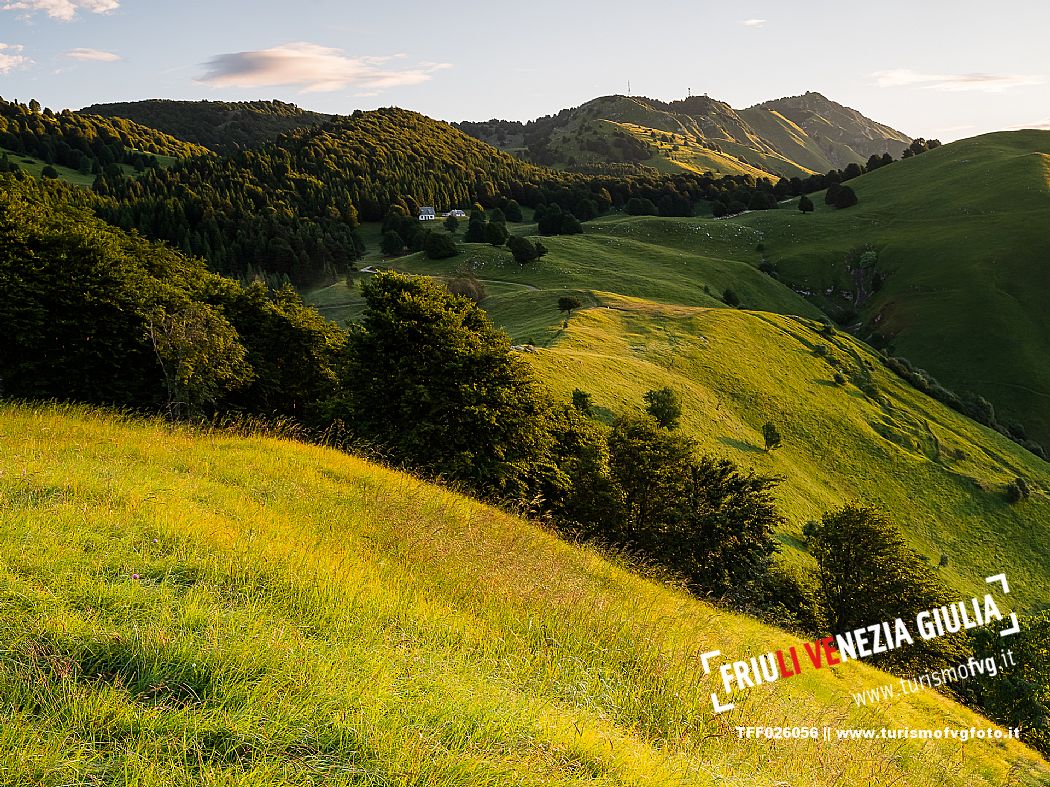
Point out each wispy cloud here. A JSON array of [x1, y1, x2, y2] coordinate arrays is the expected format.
[[1, 0, 118, 21], [0, 43, 30, 73], [1007, 119, 1050, 131], [198, 42, 452, 93], [741, 18, 766, 27], [872, 68, 1043, 92], [64, 46, 120, 61]]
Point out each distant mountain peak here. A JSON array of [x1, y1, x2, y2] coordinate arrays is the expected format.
[[458, 91, 914, 178]]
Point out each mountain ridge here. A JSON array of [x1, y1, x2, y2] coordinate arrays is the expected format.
[[456, 91, 913, 178]]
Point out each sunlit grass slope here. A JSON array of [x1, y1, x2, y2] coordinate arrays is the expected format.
[[526, 297, 1050, 610], [310, 215, 823, 343], [733, 130, 1050, 445], [0, 403, 1047, 785]]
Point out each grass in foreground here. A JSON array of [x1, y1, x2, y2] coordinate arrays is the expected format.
[[0, 402, 1046, 785]]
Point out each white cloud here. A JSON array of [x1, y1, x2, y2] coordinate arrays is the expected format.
[[2, 0, 118, 21], [198, 42, 452, 93], [64, 47, 120, 61], [0, 43, 30, 73], [742, 18, 766, 27], [873, 68, 1043, 92]]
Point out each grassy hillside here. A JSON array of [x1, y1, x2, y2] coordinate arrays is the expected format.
[[309, 215, 824, 340], [458, 93, 910, 178], [308, 212, 1050, 610], [729, 130, 1050, 446], [752, 92, 913, 164], [524, 298, 1050, 610], [1, 402, 1045, 785], [2, 146, 180, 186]]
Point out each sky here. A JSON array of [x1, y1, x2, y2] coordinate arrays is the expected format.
[[1, 0, 1049, 141]]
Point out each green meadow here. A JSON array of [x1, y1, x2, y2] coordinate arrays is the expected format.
[[308, 167, 1050, 613], [1, 402, 1045, 785], [733, 130, 1050, 446]]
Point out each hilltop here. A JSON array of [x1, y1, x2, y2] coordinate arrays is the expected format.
[[457, 92, 911, 178], [0, 402, 1045, 785], [0, 96, 208, 182], [81, 99, 331, 153]]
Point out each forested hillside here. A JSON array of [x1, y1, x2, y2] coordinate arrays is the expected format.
[[0, 173, 344, 419], [90, 107, 770, 283], [82, 99, 330, 153], [0, 96, 207, 175]]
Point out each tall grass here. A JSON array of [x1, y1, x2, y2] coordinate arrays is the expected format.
[[0, 402, 1044, 785]]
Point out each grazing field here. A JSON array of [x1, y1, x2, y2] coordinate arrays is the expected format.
[[310, 215, 822, 340], [0, 402, 1045, 785], [524, 298, 1050, 609], [1, 147, 181, 186], [306, 202, 1050, 612], [731, 130, 1050, 446]]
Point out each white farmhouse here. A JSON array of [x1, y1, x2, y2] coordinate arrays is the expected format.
[[418, 207, 436, 221]]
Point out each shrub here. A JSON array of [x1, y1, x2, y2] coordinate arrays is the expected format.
[[571, 388, 594, 416], [762, 421, 782, 451], [445, 275, 486, 303], [626, 197, 659, 216], [644, 387, 682, 430], [484, 221, 509, 247], [380, 230, 405, 256], [423, 232, 458, 259], [558, 295, 583, 315], [329, 272, 548, 499], [506, 235, 539, 264], [1005, 477, 1031, 504], [808, 504, 967, 672]]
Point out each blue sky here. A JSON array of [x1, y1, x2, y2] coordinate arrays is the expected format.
[[1, 0, 1048, 141]]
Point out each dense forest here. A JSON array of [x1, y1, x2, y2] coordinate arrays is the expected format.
[[82, 99, 331, 153], [0, 97, 207, 173]]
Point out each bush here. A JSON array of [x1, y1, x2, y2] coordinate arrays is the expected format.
[[506, 235, 540, 264], [423, 232, 458, 259], [808, 504, 967, 672], [503, 200, 523, 222], [761, 421, 782, 451], [722, 288, 741, 308], [571, 388, 594, 416], [463, 218, 487, 243], [606, 415, 783, 598], [329, 272, 548, 499], [834, 185, 859, 209], [484, 221, 509, 246], [644, 387, 682, 430], [626, 197, 659, 216], [445, 275, 486, 303], [558, 295, 583, 315], [380, 230, 405, 256], [1005, 477, 1031, 504]]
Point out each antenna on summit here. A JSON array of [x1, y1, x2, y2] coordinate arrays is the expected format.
[[688, 87, 692, 98], [627, 80, 631, 96]]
